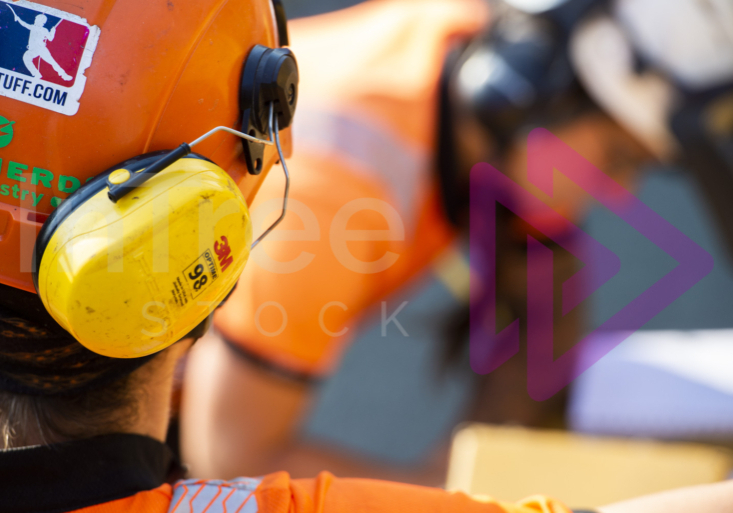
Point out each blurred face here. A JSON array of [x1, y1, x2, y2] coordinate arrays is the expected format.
[[453, 109, 654, 226], [508, 111, 653, 224]]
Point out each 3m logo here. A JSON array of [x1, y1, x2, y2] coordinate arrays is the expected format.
[[214, 236, 233, 273], [0, 0, 100, 115]]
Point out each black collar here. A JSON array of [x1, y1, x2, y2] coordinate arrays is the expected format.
[[0, 433, 181, 513]]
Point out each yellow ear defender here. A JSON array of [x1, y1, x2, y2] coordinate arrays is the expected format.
[[31, 45, 297, 359], [32, 152, 250, 358]]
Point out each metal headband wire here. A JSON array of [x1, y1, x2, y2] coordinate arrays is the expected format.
[[188, 103, 290, 250], [251, 104, 290, 249]]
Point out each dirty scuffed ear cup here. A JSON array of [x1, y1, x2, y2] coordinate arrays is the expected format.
[[181, 282, 238, 342], [31, 153, 253, 359]]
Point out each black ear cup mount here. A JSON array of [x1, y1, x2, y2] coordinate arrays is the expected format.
[[240, 45, 299, 175]]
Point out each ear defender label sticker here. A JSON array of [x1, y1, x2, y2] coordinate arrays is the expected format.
[[180, 249, 219, 302], [0, 0, 100, 116]]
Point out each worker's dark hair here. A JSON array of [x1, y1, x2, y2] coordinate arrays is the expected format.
[[0, 283, 156, 396], [0, 369, 142, 449], [0, 283, 161, 448]]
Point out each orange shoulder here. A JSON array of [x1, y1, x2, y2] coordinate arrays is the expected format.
[[67, 476, 572, 513], [254, 471, 572, 513], [69, 484, 172, 513]]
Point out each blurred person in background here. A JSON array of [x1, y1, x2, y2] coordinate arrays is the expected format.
[[181, 0, 733, 483]]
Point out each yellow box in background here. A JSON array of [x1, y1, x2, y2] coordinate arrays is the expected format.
[[446, 424, 733, 509]]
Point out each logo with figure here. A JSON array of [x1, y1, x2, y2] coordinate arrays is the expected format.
[[0, 0, 100, 116]]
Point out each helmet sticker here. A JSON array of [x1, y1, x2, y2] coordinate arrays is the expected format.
[[0, 0, 100, 116], [0, 114, 14, 147]]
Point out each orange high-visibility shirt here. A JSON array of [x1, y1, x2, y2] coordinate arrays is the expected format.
[[71, 473, 571, 513], [214, 0, 489, 376]]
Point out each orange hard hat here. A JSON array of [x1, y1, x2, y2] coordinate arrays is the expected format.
[[0, 0, 292, 293]]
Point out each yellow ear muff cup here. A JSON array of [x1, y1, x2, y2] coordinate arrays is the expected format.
[[32, 152, 252, 358]]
